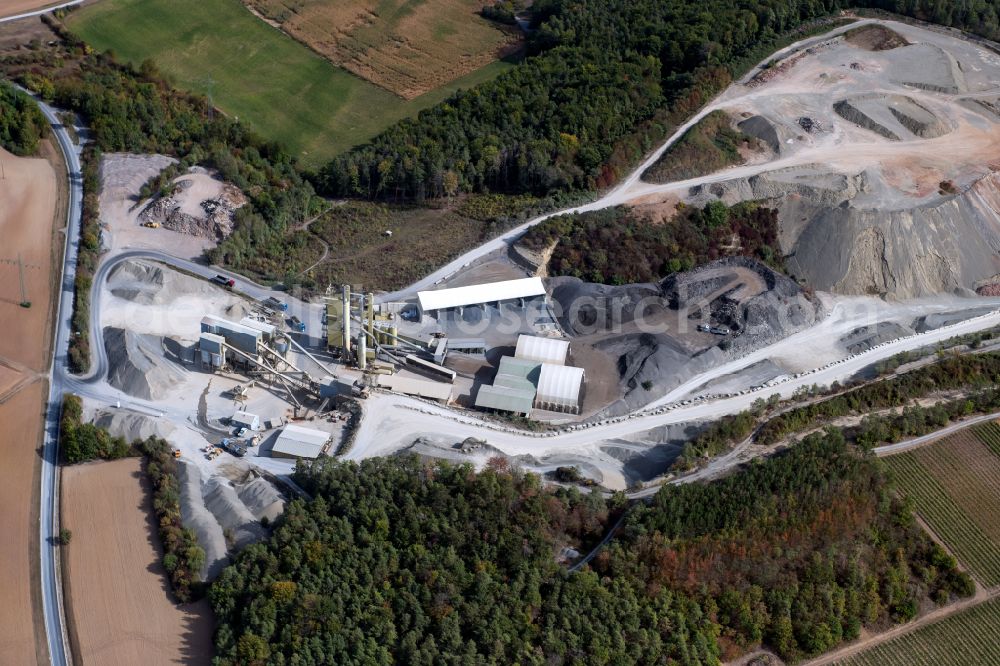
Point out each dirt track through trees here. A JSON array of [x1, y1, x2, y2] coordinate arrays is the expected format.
[[61, 458, 212, 666]]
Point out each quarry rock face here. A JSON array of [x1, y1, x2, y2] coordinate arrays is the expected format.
[[700, 169, 1000, 299]]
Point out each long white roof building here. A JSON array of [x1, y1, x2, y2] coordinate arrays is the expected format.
[[417, 277, 545, 312]]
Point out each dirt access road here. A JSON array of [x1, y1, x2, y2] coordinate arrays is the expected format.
[[0, 1, 82, 22], [0, 145, 60, 666], [61, 458, 212, 666]]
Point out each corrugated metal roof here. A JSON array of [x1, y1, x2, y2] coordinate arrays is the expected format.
[[536, 364, 585, 408], [240, 317, 277, 337], [273, 424, 330, 458], [202, 315, 262, 339], [377, 374, 452, 401], [515, 334, 569, 365], [417, 277, 545, 312], [447, 338, 486, 350], [474, 384, 535, 415]]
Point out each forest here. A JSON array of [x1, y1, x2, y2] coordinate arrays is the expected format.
[[520, 201, 783, 284], [209, 433, 971, 664], [0, 81, 46, 156]]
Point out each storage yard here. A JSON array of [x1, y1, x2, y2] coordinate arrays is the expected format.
[[61, 458, 212, 665]]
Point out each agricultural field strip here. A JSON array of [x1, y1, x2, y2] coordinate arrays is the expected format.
[[913, 431, 1000, 545], [835, 596, 1000, 666], [887, 452, 1000, 586], [973, 421, 1000, 457]]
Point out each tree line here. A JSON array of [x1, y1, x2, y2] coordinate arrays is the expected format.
[[673, 351, 1000, 470]]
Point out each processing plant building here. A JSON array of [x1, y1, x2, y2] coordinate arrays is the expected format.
[[417, 277, 546, 317], [272, 424, 331, 459], [474, 334, 585, 417]]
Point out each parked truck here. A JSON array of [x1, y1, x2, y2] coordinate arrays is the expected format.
[[288, 315, 306, 333], [264, 296, 288, 311], [212, 274, 236, 290]]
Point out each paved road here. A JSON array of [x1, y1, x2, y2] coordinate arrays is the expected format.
[[35, 95, 81, 666]]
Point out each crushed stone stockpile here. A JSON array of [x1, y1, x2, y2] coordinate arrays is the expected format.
[[178, 461, 285, 581], [93, 409, 176, 442], [108, 258, 220, 306], [838, 321, 914, 355], [138, 170, 246, 240], [235, 473, 286, 524], [177, 461, 229, 581], [673, 20, 1000, 300], [104, 327, 187, 401], [202, 477, 267, 551], [549, 258, 821, 416]]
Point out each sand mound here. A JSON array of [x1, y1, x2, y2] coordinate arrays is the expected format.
[[177, 462, 229, 581], [104, 328, 187, 400]]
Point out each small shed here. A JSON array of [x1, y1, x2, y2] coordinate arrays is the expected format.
[[231, 410, 260, 431]]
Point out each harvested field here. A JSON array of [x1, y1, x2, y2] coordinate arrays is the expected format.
[[886, 429, 1000, 585], [61, 458, 212, 666], [834, 595, 1000, 666], [0, 147, 58, 369], [0, 145, 59, 665], [245, 0, 522, 99], [67, 0, 514, 166], [0, 383, 45, 665]]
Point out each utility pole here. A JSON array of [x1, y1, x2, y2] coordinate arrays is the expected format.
[[18, 253, 30, 308]]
